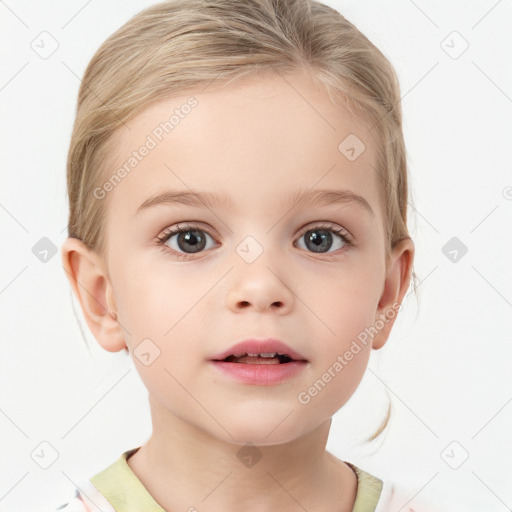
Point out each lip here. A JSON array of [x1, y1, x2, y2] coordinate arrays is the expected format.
[[209, 338, 308, 362], [209, 360, 307, 385]]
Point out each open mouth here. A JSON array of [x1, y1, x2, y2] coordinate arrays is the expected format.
[[209, 348, 308, 384], [219, 352, 295, 364]]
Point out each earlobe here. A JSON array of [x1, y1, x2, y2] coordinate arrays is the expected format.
[[372, 238, 415, 350], [61, 237, 126, 353]]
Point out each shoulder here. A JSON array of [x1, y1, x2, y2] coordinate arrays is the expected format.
[[44, 447, 142, 512], [378, 480, 446, 512], [346, 461, 446, 512], [40, 489, 88, 512], [42, 480, 116, 512], [48, 496, 89, 512]]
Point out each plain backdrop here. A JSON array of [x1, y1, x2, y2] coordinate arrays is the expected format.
[[1, 1, 511, 511]]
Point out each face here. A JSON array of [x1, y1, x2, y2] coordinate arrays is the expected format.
[[97, 70, 395, 445]]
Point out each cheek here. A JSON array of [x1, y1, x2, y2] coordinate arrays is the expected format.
[[303, 345, 371, 419], [298, 253, 384, 338], [295, 279, 377, 417], [113, 268, 207, 408], [112, 260, 214, 365], [294, 253, 383, 404], [112, 253, 187, 329]]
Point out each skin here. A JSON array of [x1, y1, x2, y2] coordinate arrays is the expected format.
[[62, 68, 414, 512]]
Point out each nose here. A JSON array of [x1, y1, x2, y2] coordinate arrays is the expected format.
[[226, 255, 295, 314]]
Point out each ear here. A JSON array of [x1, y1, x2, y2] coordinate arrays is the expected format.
[[371, 238, 415, 350], [61, 237, 126, 353]]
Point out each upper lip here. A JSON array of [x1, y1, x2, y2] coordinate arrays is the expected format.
[[210, 338, 308, 361]]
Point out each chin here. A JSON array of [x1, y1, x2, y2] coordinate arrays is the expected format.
[[215, 419, 310, 448]]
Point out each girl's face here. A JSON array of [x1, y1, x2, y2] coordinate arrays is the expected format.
[[97, 70, 408, 445]]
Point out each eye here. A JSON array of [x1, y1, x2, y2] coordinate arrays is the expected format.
[[156, 223, 217, 259], [155, 221, 354, 260], [294, 222, 353, 256]]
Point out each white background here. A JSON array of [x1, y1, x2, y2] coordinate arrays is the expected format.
[[1, 1, 511, 511]]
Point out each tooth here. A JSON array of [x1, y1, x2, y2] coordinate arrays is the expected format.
[[231, 352, 280, 358]]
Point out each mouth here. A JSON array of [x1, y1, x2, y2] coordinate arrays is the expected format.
[[210, 338, 308, 365], [218, 352, 296, 364], [209, 341, 308, 385]]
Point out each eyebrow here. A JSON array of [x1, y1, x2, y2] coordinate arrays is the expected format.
[[136, 187, 374, 217]]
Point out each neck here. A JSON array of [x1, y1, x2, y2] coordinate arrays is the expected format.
[[127, 394, 357, 512]]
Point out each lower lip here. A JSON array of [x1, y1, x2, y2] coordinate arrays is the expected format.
[[209, 360, 308, 385]]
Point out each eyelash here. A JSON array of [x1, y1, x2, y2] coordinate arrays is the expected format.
[[155, 222, 354, 261]]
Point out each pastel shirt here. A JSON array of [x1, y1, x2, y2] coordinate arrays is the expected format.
[[49, 447, 434, 512]]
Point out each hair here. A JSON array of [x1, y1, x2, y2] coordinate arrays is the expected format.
[[65, 0, 418, 443]]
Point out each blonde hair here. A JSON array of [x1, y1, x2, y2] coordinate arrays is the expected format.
[[66, 0, 416, 443]]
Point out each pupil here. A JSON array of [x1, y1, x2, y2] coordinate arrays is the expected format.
[[178, 230, 205, 253], [306, 229, 332, 253]]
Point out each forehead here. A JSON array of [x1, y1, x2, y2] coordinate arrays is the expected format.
[[102, 70, 381, 223]]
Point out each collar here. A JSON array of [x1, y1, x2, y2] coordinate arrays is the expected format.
[[90, 447, 383, 512]]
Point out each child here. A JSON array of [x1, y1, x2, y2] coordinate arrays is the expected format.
[[55, 0, 440, 510]]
